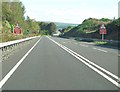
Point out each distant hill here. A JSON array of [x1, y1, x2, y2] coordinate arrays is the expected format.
[[40, 21, 78, 29], [54, 22, 79, 29]]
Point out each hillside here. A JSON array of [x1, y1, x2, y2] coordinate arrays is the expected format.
[[40, 21, 78, 29], [55, 22, 78, 29], [61, 18, 120, 41]]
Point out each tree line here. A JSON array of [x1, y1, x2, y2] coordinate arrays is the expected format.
[[38, 22, 57, 35], [1, 1, 57, 42]]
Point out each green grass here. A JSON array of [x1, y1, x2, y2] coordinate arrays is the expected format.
[[95, 41, 107, 45], [95, 41, 118, 48]]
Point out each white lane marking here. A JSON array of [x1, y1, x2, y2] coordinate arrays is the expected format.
[[80, 44, 88, 47], [0, 37, 42, 89], [93, 47, 107, 53], [75, 43, 78, 45], [64, 47, 120, 82], [80, 42, 95, 45], [63, 42, 66, 43], [50, 37, 119, 81], [47, 36, 120, 88]]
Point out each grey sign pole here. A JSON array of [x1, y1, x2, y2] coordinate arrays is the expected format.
[[100, 24, 106, 40], [102, 34, 104, 40], [118, 1, 120, 18]]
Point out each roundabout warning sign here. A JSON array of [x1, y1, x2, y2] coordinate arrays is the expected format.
[[99, 24, 107, 40], [14, 24, 22, 35]]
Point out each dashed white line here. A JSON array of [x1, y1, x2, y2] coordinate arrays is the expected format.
[[93, 47, 107, 53], [80, 44, 88, 47], [75, 43, 78, 44], [80, 42, 95, 45], [63, 42, 66, 43], [0, 37, 42, 89]]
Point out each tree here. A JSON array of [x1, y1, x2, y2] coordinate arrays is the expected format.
[[100, 18, 111, 22], [46, 22, 57, 35], [2, 1, 40, 42], [38, 22, 57, 35], [38, 22, 49, 30], [2, 1, 25, 24]]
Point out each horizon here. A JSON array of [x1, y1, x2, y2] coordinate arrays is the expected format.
[[30, 17, 116, 25], [4, 0, 119, 24], [20, 0, 119, 24]]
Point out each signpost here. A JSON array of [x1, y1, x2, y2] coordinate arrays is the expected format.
[[100, 24, 107, 40]]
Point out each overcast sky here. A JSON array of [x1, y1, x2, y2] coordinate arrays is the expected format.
[[20, 0, 119, 24]]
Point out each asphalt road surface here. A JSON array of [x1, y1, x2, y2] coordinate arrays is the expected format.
[[1, 36, 119, 90]]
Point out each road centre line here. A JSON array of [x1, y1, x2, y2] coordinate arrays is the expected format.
[[47, 36, 120, 88], [51, 37, 118, 81], [0, 37, 42, 89], [93, 47, 108, 53]]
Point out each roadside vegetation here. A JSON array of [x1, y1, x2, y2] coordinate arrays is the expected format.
[[38, 22, 57, 35], [1, 1, 57, 42], [60, 18, 120, 41], [1, 0, 119, 44]]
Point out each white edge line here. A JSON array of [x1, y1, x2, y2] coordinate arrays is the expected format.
[[93, 47, 107, 53], [47, 36, 120, 88], [0, 37, 42, 89]]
